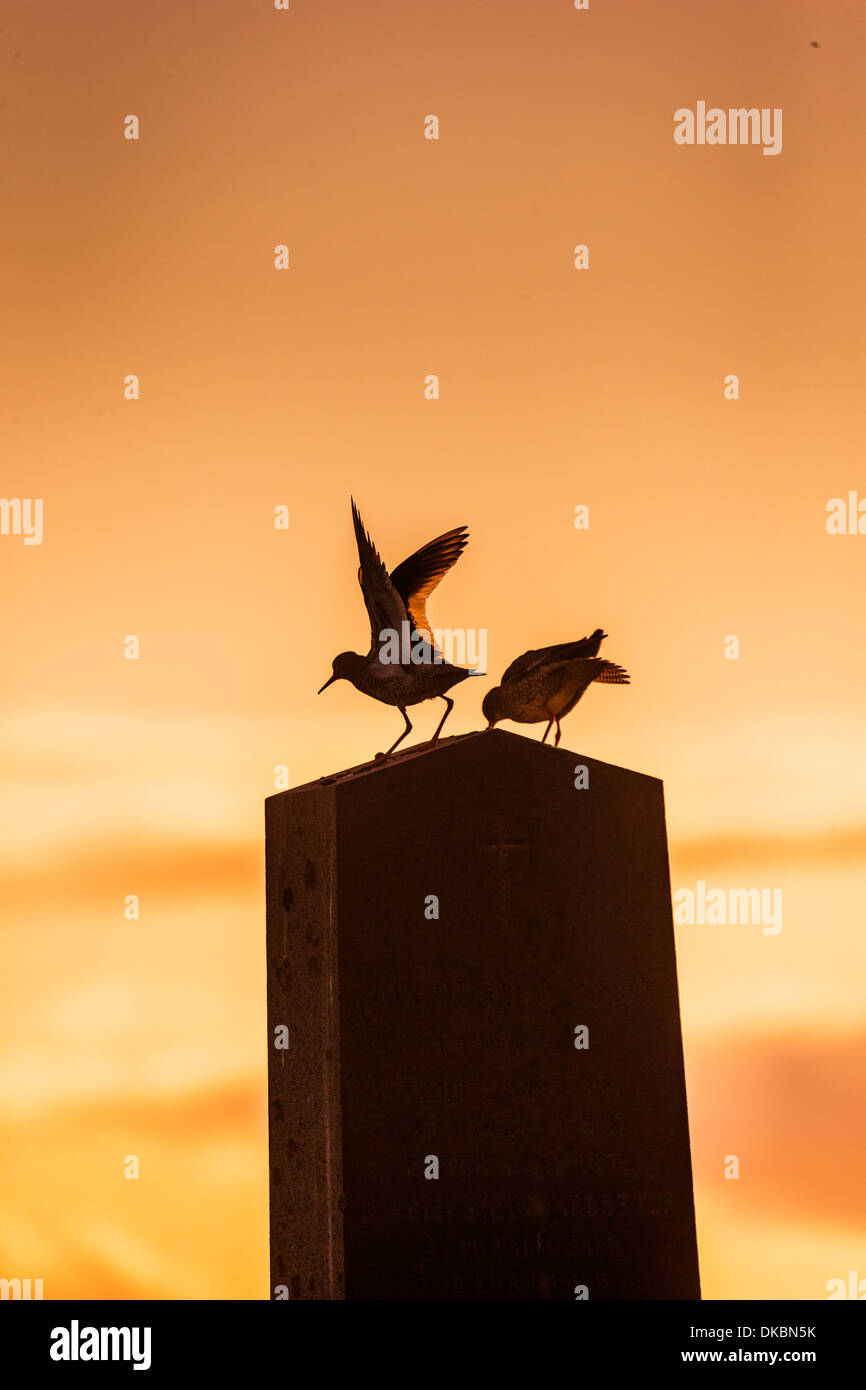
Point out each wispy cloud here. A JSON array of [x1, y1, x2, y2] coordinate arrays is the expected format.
[[673, 825, 866, 873]]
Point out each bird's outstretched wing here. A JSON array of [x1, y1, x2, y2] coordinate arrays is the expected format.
[[389, 523, 469, 638], [501, 631, 605, 684], [351, 499, 410, 653]]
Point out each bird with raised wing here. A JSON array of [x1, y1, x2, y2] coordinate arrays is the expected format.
[[482, 631, 629, 747], [318, 499, 475, 758]]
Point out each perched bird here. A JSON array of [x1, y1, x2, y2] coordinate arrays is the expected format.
[[318, 499, 474, 758], [482, 631, 629, 747]]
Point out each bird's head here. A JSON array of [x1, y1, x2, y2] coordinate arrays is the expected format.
[[318, 651, 365, 693], [481, 686, 505, 730]]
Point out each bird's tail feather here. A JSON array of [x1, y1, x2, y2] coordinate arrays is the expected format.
[[592, 660, 630, 685]]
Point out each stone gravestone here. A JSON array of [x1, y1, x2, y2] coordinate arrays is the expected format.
[[265, 729, 700, 1300]]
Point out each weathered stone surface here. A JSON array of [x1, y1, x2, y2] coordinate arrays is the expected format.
[[266, 730, 700, 1300]]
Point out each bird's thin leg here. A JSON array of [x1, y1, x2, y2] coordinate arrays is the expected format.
[[429, 696, 454, 743], [380, 707, 413, 759], [554, 720, 562, 748], [540, 718, 554, 745]]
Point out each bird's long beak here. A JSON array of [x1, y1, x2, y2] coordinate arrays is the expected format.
[[317, 674, 337, 694]]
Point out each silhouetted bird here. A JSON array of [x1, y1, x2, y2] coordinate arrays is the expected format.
[[482, 632, 629, 747], [318, 499, 474, 758]]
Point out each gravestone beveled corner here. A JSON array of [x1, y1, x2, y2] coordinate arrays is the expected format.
[[265, 729, 700, 1300]]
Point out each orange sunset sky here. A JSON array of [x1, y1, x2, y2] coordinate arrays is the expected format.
[[2, 0, 865, 1299]]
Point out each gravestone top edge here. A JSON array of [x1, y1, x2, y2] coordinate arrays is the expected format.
[[265, 728, 663, 804]]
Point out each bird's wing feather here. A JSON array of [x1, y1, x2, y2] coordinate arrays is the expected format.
[[501, 634, 602, 684], [389, 524, 469, 637], [500, 649, 541, 683], [351, 500, 409, 653]]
